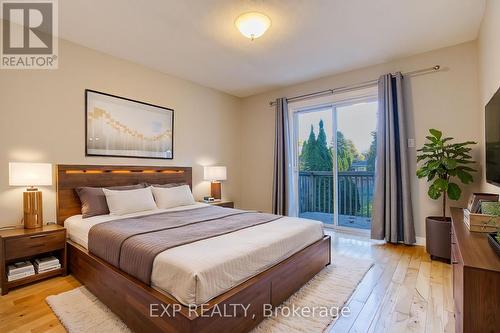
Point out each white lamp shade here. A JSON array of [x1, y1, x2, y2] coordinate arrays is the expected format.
[[204, 166, 227, 181], [9, 162, 53, 186], [235, 12, 271, 40]]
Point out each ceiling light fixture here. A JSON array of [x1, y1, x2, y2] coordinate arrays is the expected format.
[[235, 12, 271, 41]]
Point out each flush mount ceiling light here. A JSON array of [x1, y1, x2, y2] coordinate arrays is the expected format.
[[235, 12, 271, 41]]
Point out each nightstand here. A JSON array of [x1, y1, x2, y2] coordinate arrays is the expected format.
[[0, 225, 67, 295], [203, 200, 234, 208]]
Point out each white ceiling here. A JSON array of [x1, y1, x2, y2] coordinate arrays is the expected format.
[[59, 0, 485, 97]]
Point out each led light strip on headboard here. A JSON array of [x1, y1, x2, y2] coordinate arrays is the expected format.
[[65, 169, 185, 174]]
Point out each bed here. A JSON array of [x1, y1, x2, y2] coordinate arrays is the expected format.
[[57, 164, 331, 333]]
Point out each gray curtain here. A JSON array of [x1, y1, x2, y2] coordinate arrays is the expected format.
[[272, 98, 296, 216], [371, 73, 416, 245]]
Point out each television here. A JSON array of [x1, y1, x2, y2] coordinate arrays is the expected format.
[[485, 87, 500, 186]]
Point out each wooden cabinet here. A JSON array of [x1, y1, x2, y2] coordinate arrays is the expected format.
[[0, 225, 67, 295], [450, 208, 500, 333]]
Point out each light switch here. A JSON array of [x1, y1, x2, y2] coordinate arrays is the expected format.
[[408, 139, 415, 148]]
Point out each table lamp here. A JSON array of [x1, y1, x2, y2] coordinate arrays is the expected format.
[[9, 162, 52, 229], [204, 166, 227, 200]]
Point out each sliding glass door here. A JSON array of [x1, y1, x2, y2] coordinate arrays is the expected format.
[[294, 98, 377, 232], [335, 101, 377, 230]]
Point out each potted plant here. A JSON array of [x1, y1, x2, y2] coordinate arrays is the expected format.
[[416, 129, 476, 260]]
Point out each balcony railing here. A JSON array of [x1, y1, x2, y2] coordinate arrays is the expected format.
[[298, 171, 375, 219]]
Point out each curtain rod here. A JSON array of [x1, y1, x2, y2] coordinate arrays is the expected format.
[[269, 65, 441, 106]]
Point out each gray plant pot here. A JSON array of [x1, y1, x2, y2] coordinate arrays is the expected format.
[[425, 216, 451, 261]]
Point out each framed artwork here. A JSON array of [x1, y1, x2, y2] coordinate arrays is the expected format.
[[85, 89, 174, 159]]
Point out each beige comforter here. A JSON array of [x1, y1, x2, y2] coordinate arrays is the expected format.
[[65, 204, 324, 306], [88, 206, 281, 284]]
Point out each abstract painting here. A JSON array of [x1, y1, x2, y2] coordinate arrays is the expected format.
[[85, 90, 174, 159]]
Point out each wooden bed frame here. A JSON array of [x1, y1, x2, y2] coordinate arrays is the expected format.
[[57, 164, 331, 333]]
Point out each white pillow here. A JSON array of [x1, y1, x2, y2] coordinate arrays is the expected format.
[[152, 185, 195, 209], [103, 187, 157, 215]]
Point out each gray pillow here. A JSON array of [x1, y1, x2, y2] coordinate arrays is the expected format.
[[75, 184, 146, 218]]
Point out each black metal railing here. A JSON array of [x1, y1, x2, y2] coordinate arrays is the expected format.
[[298, 171, 375, 217]]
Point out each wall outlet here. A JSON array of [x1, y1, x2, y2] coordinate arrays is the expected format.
[[407, 138, 415, 148]]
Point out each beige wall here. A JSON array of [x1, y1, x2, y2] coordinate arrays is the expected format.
[[478, 0, 500, 194], [0, 39, 242, 228], [240, 41, 482, 238]]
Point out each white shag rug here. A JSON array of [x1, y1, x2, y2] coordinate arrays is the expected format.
[[46, 255, 373, 333]]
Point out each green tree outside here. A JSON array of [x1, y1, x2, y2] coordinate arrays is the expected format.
[[299, 120, 363, 172], [299, 119, 376, 215], [364, 131, 377, 171]]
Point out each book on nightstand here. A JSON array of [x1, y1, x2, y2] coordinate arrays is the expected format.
[[34, 256, 61, 273], [7, 261, 35, 281]]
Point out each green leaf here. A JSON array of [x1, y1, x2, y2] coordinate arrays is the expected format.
[[433, 178, 449, 191], [416, 168, 428, 178], [428, 160, 442, 170], [428, 185, 441, 200], [454, 141, 477, 147], [455, 159, 475, 164], [456, 169, 473, 184], [422, 146, 438, 151], [448, 169, 457, 176], [417, 154, 436, 162], [456, 166, 476, 172], [447, 183, 462, 200], [444, 159, 457, 170], [429, 129, 442, 140], [426, 136, 438, 144]]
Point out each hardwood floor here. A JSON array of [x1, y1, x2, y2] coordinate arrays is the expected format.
[[0, 232, 452, 333], [0, 274, 80, 333], [328, 231, 453, 333]]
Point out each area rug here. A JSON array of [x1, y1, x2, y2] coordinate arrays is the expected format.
[[46, 255, 373, 333]]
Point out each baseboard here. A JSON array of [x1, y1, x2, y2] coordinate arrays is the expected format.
[[415, 236, 426, 247], [325, 227, 426, 247]]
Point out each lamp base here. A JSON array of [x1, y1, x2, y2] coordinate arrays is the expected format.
[[210, 182, 222, 200], [23, 190, 43, 229]]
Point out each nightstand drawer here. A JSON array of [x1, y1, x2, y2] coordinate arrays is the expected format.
[[216, 202, 234, 208], [5, 231, 65, 260]]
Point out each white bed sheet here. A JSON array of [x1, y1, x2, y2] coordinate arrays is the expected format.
[[65, 203, 324, 306]]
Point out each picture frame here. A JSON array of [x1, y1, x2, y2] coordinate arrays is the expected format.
[[85, 89, 174, 159], [467, 192, 499, 213]]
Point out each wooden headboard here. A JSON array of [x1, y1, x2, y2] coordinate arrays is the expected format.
[[56, 164, 192, 225]]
